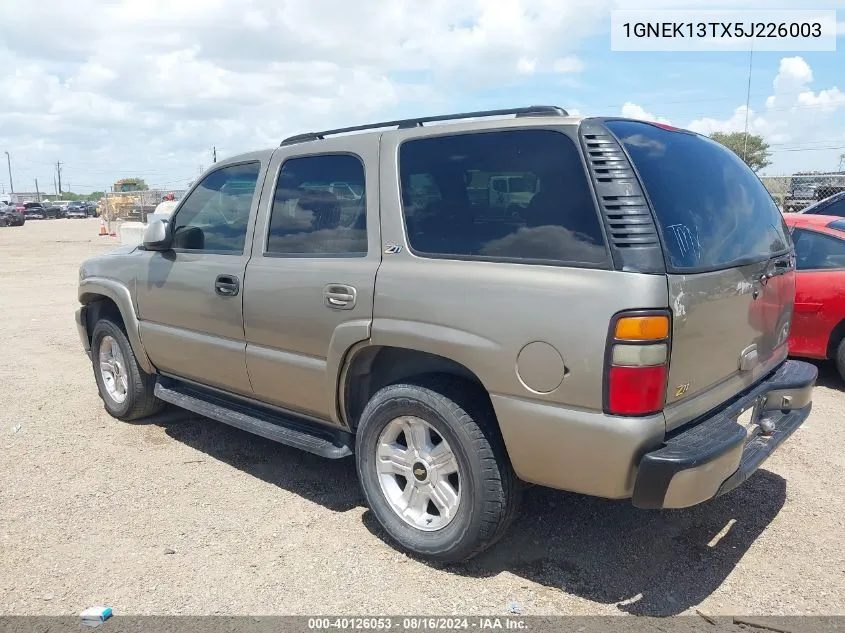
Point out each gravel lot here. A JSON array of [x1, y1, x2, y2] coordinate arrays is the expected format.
[[1, 218, 843, 617]]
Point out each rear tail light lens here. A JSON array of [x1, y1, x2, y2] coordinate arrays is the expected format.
[[608, 365, 668, 415], [605, 312, 671, 416]]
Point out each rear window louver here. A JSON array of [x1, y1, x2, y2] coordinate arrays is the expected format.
[[582, 131, 659, 249]]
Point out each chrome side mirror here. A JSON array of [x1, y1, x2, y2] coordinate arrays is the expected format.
[[142, 219, 173, 251]]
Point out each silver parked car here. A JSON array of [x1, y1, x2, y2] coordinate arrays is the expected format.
[[75, 106, 816, 562]]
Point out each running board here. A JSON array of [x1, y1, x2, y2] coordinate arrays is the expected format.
[[154, 380, 353, 459]]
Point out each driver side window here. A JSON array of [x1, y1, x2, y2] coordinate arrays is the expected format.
[[171, 162, 261, 253]]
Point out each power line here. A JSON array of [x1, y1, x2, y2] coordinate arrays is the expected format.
[[769, 145, 845, 153]]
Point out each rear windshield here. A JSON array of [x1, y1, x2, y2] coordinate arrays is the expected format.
[[606, 120, 790, 271]]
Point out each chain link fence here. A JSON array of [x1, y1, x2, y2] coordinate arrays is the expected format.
[[761, 173, 845, 212], [99, 189, 187, 224]]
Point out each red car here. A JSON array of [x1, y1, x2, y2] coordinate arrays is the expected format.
[[784, 213, 845, 380]]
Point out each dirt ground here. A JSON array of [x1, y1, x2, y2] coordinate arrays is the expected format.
[[1, 218, 843, 617]]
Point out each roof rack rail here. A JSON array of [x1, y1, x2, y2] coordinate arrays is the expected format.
[[280, 105, 569, 146]]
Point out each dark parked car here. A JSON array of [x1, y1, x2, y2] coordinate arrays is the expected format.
[[800, 192, 845, 218], [0, 203, 25, 226], [23, 203, 46, 220], [43, 203, 67, 219], [66, 203, 88, 219]]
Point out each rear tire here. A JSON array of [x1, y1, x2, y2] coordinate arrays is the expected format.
[[91, 318, 164, 421], [355, 375, 521, 563], [836, 339, 845, 383]]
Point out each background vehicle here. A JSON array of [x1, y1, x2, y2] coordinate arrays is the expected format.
[[23, 203, 46, 220], [75, 106, 816, 563], [0, 201, 25, 226], [43, 202, 66, 219], [66, 205, 88, 219], [784, 214, 845, 381], [784, 174, 845, 213], [799, 192, 845, 218], [65, 201, 88, 218]]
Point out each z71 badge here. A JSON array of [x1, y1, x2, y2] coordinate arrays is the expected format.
[[675, 382, 691, 398]]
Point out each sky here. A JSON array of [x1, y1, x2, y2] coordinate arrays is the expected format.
[[0, 0, 843, 195]]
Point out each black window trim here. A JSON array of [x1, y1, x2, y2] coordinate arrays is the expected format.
[[791, 226, 845, 273], [396, 127, 613, 270], [262, 150, 368, 259], [601, 117, 793, 275], [169, 159, 263, 257]]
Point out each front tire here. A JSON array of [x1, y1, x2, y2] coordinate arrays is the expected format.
[[355, 376, 521, 563], [836, 338, 845, 383], [91, 318, 163, 421]]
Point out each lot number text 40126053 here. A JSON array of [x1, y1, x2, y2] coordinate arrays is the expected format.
[[307, 617, 528, 630]]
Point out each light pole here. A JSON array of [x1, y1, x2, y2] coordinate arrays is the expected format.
[[3, 151, 12, 193]]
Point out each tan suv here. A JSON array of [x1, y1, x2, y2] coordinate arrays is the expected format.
[[75, 106, 817, 562]]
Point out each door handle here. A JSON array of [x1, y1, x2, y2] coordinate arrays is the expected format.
[[215, 274, 240, 297], [324, 284, 357, 310]]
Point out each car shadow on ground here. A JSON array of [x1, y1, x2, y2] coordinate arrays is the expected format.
[[139, 406, 786, 617], [363, 471, 787, 616], [137, 407, 362, 512], [801, 358, 841, 390]]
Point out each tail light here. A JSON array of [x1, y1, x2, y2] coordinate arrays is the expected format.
[[604, 311, 671, 416]]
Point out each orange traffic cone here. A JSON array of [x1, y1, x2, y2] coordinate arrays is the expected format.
[[98, 218, 108, 236]]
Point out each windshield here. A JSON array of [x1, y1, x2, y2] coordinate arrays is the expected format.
[[606, 120, 790, 271]]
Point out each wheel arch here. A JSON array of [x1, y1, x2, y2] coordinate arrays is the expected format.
[[79, 278, 155, 373], [826, 319, 845, 360], [339, 345, 496, 431]]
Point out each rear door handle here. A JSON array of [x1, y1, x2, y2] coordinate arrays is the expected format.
[[215, 274, 240, 297], [324, 284, 357, 310]]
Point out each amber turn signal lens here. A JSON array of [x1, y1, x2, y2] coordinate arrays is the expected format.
[[614, 315, 669, 341]]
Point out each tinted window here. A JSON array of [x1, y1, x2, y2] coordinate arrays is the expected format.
[[399, 130, 607, 266], [607, 120, 790, 271], [267, 154, 367, 256], [801, 194, 845, 215], [817, 196, 845, 218], [171, 162, 260, 253], [792, 229, 845, 270]]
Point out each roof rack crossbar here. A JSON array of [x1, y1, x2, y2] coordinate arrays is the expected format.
[[280, 105, 568, 146]]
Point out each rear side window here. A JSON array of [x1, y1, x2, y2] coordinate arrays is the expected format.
[[266, 154, 367, 256], [399, 129, 608, 267], [606, 120, 790, 271]]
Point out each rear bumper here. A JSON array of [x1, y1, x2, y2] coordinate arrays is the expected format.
[[632, 359, 817, 509]]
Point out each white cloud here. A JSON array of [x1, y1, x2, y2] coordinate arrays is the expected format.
[[552, 56, 586, 73], [624, 56, 844, 172], [0, 0, 613, 193], [687, 105, 772, 138], [620, 102, 672, 125], [517, 57, 538, 74]]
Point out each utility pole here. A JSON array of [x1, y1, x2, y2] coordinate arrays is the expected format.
[[742, 42, 754, 163], [213, 146, 217, 163], [56, 161, 63, 194], [53, 173, 57, 195], [35, 179, 40, 202], [4, 151, 12, 193]]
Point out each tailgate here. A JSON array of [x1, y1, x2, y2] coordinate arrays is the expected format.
[[605, 119, 794, 430], [664, 259, 794, 429]]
